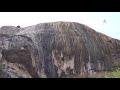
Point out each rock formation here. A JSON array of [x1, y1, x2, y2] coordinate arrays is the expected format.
[[0, 21, 120, 78]]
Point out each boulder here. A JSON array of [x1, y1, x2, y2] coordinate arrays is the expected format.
[[0, 21, 120, 78]]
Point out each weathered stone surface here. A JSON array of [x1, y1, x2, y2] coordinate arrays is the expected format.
[[0, 21, 120, 78]]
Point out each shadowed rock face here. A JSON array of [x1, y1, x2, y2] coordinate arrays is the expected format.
[[0, 21, 120, 78]]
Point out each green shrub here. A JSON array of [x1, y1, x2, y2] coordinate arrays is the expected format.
[[112, 64, 120, 71], [100, 68, 120, 78], [111, 68, 120, 78]]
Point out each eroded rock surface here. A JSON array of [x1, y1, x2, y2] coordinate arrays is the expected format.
[[0, 21, 120, 78]]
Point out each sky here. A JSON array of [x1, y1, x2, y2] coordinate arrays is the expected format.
[[0, 12, 120, 39]]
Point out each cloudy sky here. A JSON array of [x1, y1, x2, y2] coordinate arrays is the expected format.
[[0, 12, 120, 39]]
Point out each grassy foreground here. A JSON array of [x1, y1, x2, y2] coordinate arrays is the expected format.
[[83, 68, 120, 78]]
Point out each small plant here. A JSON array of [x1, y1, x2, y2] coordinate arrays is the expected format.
[[17, 25, 20, 28], [111, 68, 120, 78], [112, 64, 120, 71]]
